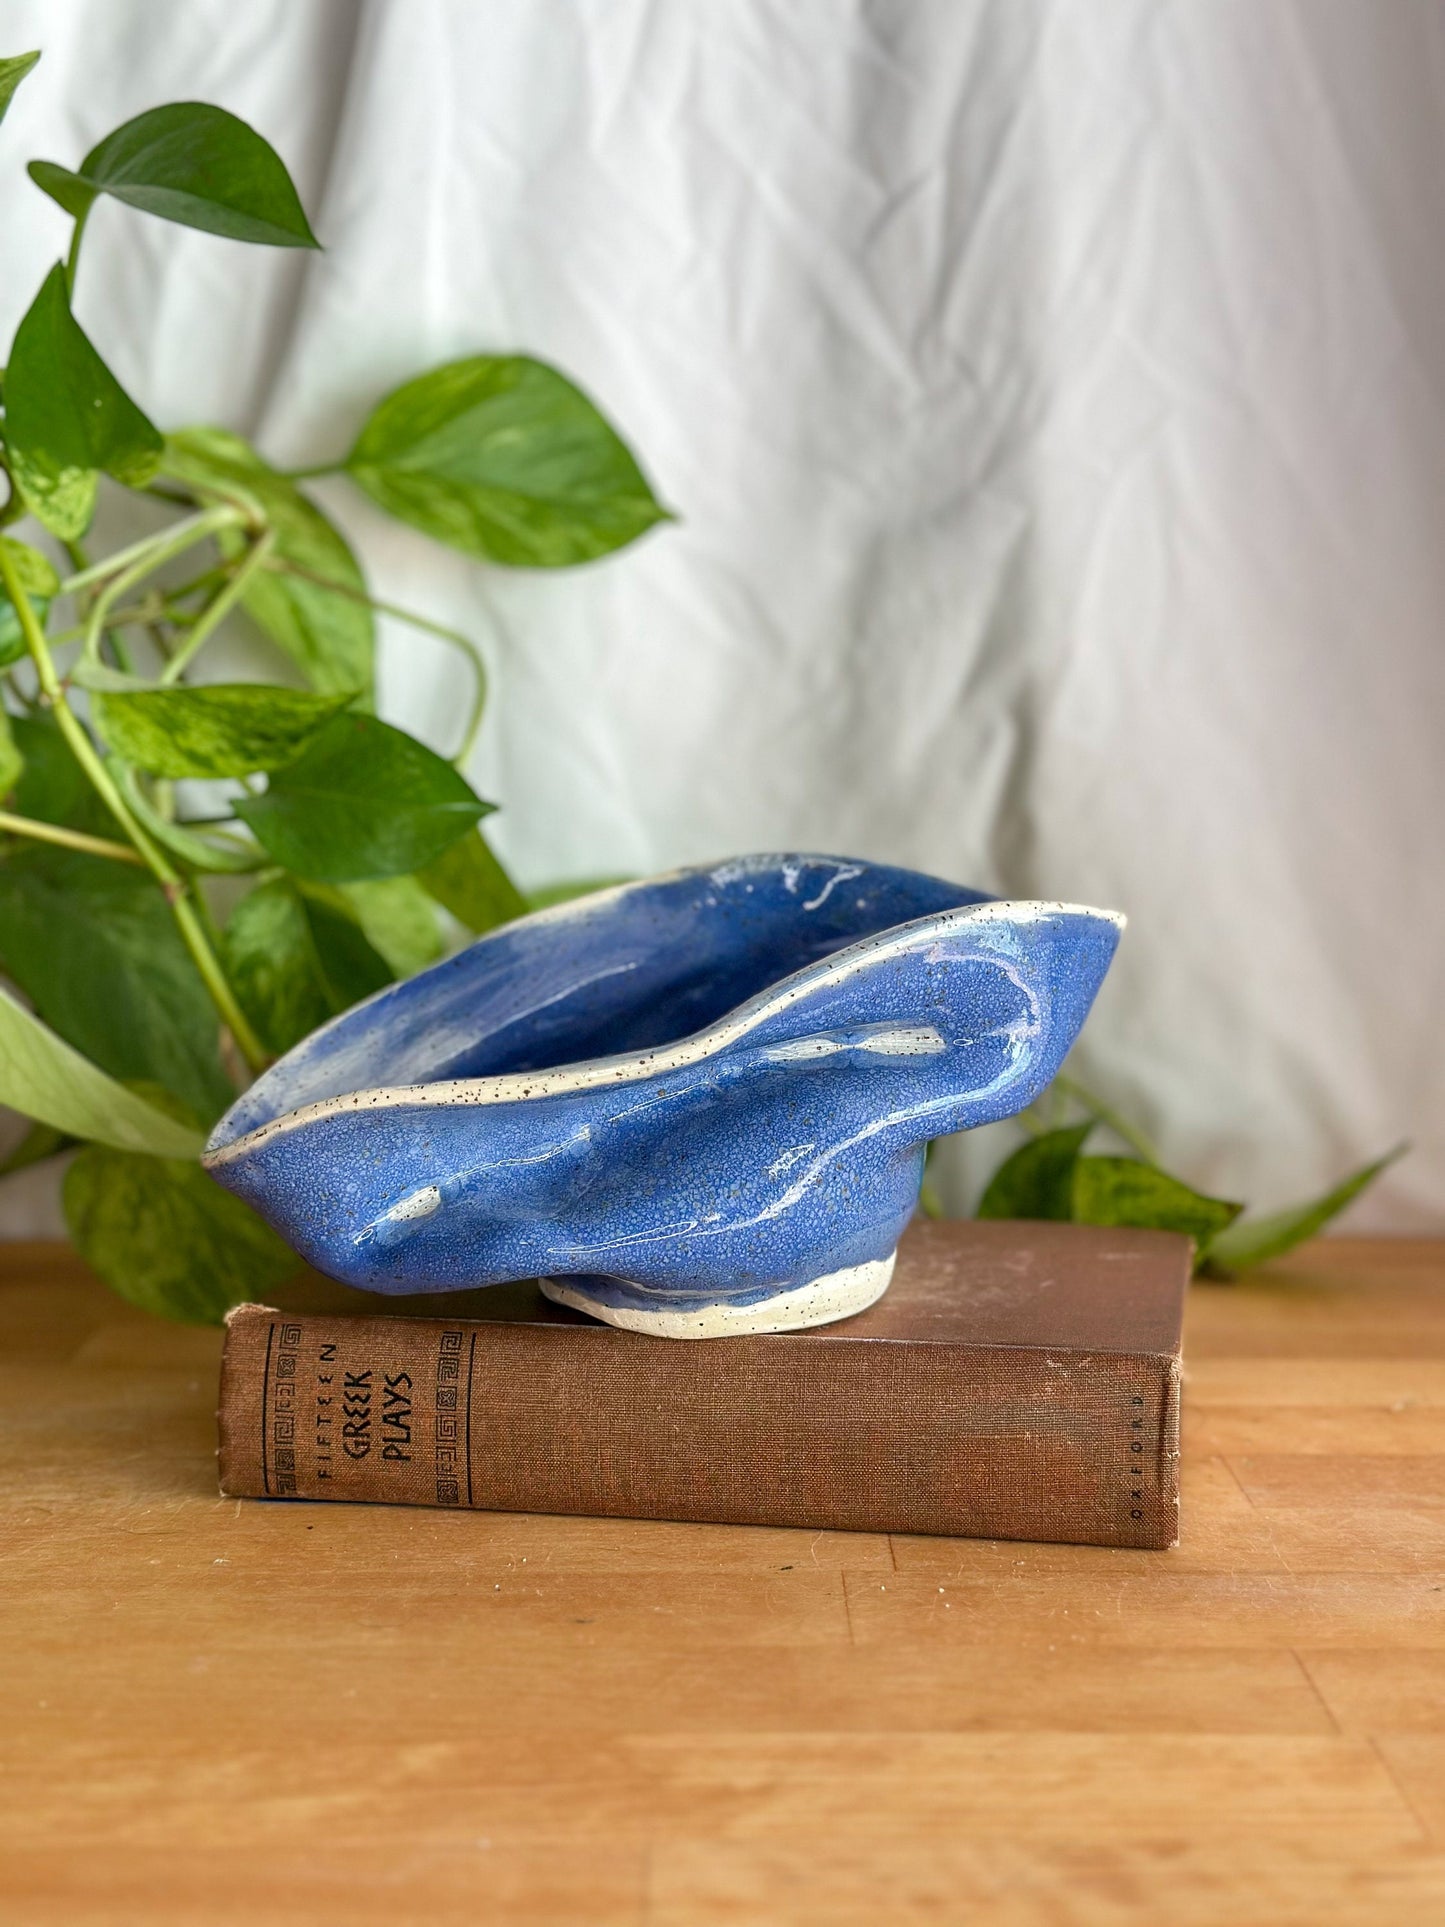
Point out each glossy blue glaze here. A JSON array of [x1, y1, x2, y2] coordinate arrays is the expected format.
[[204, 855, 1122, 1327]]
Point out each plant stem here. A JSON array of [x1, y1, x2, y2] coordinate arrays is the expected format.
[[1053, 1072, 1159, 1163], [0, 461, 20, 529], [160, 530, 275, 683], [63, 533, 136, 674], [917, 1142, 945, 1219], [161, 561, 229, 606], [59, 506, 243, 602], [59, 530, 179, 597], [79, 507, 245, 675], [0, 544, 269, 1075], [0, 809, 145, 865], [268, 557, 489, 762], [280, 462, 342, 481], [114, 764, 263, 875], [46, 598, 166, 650], [65, 208, 90, 293]]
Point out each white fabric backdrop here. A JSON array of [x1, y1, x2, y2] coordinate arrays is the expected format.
[[2, 0, 1441, 1230]]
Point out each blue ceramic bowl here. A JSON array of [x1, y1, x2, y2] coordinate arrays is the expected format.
[[204, 855, 1122, 1336]]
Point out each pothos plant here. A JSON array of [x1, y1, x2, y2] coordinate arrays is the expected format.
[[0, 54, 668, 1320], [939, 1077, 1403, 1280], [0, 54, 1399, 1326]]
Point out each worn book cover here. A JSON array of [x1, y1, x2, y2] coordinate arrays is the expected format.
[[218, 1219, 1188, 1548]]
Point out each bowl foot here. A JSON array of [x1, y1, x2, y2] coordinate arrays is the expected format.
[[540, 1251, 896, 1338]]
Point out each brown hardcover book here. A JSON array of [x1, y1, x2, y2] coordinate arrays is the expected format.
[[217, 1219, 1188, 1548]]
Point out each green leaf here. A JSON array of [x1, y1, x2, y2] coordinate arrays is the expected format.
[[235, 714, 490, 883], [976, 1122, 1094, 1221], [162, 428, 373, 698], [0, 1118, 70, 1179], [418, 827, 528, 933], [917, 1139, 945, 1220], [0, 986, 204, 1156], [336, 877, 444, 977], [0, 847, 233, 1125], [1202, 1145, 1408, 1275], [64, 1147, 298, 1323], [0, 50, 39, 128], [0, 708, 23, 797], [4, 264, 163, 538], [28, 102, 318, 248], [25, 160, 92, 220], [224, 877, 392, 1056], [9, 712, 117, 837], [0, 535, 59, 667], [93, 683, 352, 779], [524, 875, 632, 912], [346, 355, 670, 567], [1072, 1156, 1243, 1250]]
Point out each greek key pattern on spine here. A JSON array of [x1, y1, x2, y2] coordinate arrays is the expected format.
[[434, 1330, 463, 1504], [272, 1322, 302, 1495]]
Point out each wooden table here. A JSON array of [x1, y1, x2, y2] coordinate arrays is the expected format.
[[3, 1238, 1443, 1924]]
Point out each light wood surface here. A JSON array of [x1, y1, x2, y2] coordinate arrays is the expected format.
[[3, 1237, 1444, 1925]]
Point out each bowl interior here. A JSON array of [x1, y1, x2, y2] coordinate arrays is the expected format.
[[210, 856, 991, 1147]]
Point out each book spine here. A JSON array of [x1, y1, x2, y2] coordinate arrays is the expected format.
[[218, 1307, 1180, 1548]]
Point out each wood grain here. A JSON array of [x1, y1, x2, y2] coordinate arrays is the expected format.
[[2, 1235, 1444, 1923]]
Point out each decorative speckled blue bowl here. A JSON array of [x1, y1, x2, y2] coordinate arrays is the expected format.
[[203, 855, 1122, 1336]]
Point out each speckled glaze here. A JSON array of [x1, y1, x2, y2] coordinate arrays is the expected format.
[[203, 855, 1123, 1336]]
